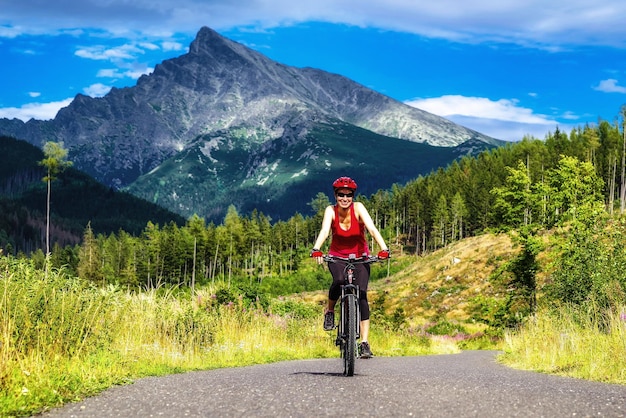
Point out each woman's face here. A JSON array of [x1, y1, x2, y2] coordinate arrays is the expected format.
[[335, 188, 354, 209]]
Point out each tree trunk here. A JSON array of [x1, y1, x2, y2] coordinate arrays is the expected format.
[[191, 238, 197, 295], [620, 120, 626, 213], [46, 174, 51, 256], [609, 156, 616, 214]]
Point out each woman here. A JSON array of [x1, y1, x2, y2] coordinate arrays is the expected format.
[[311, 176, 389, 358]]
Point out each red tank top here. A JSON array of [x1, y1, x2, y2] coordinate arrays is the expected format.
[[329, 204, 370, 258]]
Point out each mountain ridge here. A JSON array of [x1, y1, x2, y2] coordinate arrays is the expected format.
[[126, 119, 478, 220], [0, 26, 505, 221]]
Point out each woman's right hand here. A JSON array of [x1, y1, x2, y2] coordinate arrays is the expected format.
[[310, 249, 324, 264]]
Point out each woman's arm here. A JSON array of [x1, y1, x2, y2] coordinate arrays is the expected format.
[[312, 205, 335, 251]]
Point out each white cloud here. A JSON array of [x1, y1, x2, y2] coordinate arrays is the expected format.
[[0, 25, 23, 38], [126, 67, 153, 79], [97, 67, 152, 79], [594, 79, 626, 94], [96, 69, 120, 78], [28, 92, 41, 98], [83, 83, 112, 97], [406, 95, 564, 142], [2, 1, 626, 48], [0, 98, 73, 121], [162, 41, 185, 52], [561, 111, 579, 120], [139, 42, 160, 51], [447, 115, 562, 143], [75, 44, 141, 61], [407, 95, 553, 124]]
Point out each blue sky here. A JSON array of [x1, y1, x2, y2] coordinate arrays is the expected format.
[[1, 1, 626, 142]]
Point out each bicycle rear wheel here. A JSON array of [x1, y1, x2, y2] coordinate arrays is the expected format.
[[342, 294, 358, 376]]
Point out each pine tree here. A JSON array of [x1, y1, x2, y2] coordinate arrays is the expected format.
[[450, 192, 467, 241], [432, 194, 449, 249], [77, 223, 101, 282]]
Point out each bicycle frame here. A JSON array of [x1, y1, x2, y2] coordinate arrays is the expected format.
[[324, 254, 380, 376]]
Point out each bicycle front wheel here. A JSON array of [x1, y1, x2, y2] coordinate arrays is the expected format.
[[342, 293, 358, 376]]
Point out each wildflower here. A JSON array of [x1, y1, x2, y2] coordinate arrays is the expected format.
[[620, 312, 626, 322]]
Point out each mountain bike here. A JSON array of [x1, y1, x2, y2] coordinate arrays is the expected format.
[[322, 254, 382, 376]]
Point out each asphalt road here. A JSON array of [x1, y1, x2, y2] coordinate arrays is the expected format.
[[43, 351, 626, 417]]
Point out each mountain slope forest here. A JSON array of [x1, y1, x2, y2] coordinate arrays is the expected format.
[[0, 135, 185, 256], [124, 120, 492, 221], [5, 111, 620, 306]]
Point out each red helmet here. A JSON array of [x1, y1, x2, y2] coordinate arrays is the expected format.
[[332, 176, 357, 191]]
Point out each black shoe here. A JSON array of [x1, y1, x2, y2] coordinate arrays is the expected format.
[[359, 341, 373, 358], [323, 311, 335, 331]]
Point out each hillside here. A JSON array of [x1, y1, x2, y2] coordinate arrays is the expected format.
[[0, 136, 185, 255], [294, 232, 544, 332], [126, 120, 477, 220], [373, 234, 517, 327]]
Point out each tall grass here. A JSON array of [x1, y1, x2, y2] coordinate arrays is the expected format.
[[0, 256, 323, 416], [501, 304, 626, 384], [0, 256, 457, 417]]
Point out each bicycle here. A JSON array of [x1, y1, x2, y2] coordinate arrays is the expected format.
[[318, 253, 383, 376]]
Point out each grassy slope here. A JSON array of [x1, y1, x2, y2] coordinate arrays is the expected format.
[[371, 233, 517, 327], [295, 231, 626, 385], [293, 232, 520, 329]]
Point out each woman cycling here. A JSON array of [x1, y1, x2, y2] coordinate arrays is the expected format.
[[311, 176, 389, 358]]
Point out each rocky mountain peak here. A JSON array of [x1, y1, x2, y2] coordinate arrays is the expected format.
[[189, 26, 246, 57], [0, 26, 505, 221], [189, 26, 223, 54]]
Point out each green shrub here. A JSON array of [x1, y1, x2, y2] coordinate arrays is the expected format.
[[546, 217, 626, 310], [426, 320, 468, 336], [269, 299, 318, 319]]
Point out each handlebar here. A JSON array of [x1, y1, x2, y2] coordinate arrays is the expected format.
[[320, 254, 384, 264]]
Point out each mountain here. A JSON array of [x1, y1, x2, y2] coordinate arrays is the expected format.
[[0, 26, 505, 222], [126, 120, 491, 220], [0, 135, 185, 254]]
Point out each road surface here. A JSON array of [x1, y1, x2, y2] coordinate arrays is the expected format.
[[43, 350, 626, 417]]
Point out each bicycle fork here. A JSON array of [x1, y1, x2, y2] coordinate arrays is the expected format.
[[336, 283, 361, 346], [346, 266, 361, 340]]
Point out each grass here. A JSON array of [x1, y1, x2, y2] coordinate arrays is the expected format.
[[374, 233, 517, 327], [0, 255, 468, 417], [500, 305, 626, 384], [3, 230, 626, 417]]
